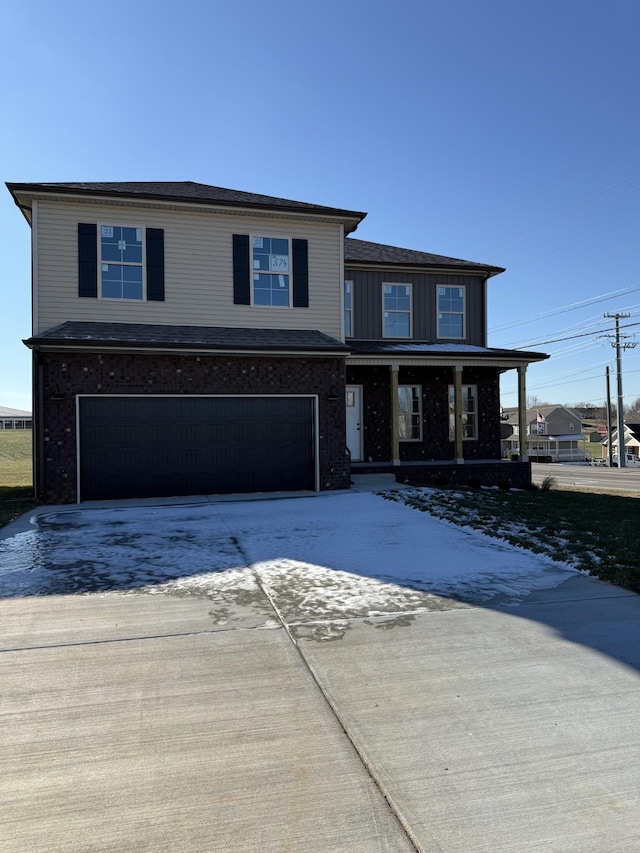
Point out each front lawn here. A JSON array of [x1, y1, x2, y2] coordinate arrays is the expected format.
[[0, 430, 33, 486], [386, 486, 640, 594], [0, 431, 36, 526]]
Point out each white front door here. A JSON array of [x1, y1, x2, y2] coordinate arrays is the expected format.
[[346, 385, 362, 461]]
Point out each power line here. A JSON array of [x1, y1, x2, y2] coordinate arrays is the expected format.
[[489, 285, 640, 334], [480, 169, 640, 256], [514, 319, 640, 350], [507, 210, 640, 271], [485, 183, 640, 259]]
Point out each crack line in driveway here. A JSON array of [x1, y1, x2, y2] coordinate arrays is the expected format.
[[0, 624, 280, 655], [226, 533, 423, 853]]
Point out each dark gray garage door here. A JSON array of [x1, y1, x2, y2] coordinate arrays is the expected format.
[[78, 396, 315, 501]]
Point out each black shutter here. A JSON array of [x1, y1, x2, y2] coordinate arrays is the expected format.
[[292, 239, 309, 307], [146, 228, 165, 301], [78, 223, 97, 298], [233, 234, 251, 305]]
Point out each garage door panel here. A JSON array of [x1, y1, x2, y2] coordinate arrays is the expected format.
[[79, 396, 315, 501]]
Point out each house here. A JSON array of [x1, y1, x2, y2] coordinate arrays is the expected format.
[[602, 423, 640, 459], [503, 405, 586, 461], [0, 406, 32, 430], [7, 181, 547, 503]]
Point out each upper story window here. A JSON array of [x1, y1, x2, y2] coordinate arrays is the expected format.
[[252, 236, 290, 306], [438, 286, 465, 338], [345, 281, 353, 337], [233, 234, 308, 308], [448, 384, 477, 440], [78, 223, 164, 302], [383, 283, 411, 338], [100, 225, 144, 300]]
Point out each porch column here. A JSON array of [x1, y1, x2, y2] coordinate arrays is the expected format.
[[391, 364, 401, 466], [517, 365, 529, 462], [453, 365, 464, 464]]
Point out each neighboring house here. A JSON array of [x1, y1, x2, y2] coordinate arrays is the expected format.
[[7, 181, 547, 503], [503, 405, 586, 461], [602, 424, 640, 459], [0, 406, 32, 430]]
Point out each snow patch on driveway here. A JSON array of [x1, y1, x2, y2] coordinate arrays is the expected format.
[[0, 492, 576, 615]]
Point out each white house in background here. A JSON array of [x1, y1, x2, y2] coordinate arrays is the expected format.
[[503, 404, 586, 462], [0, 406, 32, 430], [602, 423, 640, 459]]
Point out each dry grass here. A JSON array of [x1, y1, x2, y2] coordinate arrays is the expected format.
[[0, 430, 33, 486], [386, 485, 640, 594]]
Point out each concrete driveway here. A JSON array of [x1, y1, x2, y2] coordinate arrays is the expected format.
[[2, 491, 640, 852]]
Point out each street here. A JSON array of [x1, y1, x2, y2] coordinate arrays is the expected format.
[[531, 462, 640, 495]]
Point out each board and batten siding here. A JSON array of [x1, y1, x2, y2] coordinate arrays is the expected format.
[[34, 200, 344, 338], [347, 268, 487, 345]]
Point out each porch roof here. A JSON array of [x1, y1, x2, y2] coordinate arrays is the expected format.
[[347, 340, 547, 368], [548, 434, 585, 442]]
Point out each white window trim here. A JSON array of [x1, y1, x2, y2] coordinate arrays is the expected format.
[[437, 285, 466, 340], [250, 234, 292, 308], [398, 384, 422, 442], [382, 282, 412, 339], [98, 222, 146, 302], [448, 383, 478, 441], [345, 280, 353, 337]]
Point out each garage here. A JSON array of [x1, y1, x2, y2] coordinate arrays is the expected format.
[[78, 395, 316, 501]]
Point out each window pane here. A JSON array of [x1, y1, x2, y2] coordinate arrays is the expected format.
[[438, 314, 463, 337], [101, 242, 121, 262], [123, 281, 143, 299], [271, 238, 288, 255], [448, 385, 476, 440], [253, 273, 289, 306], [102, 279, 122, 299], [123, 265, 143, 284], [345, 311, 352, 336], [121, 243, 142, 263], [397, 314, 410, 336], [398, 386, 413, 415], [269, 254, 289, 272], [398, 386, 421, 440]]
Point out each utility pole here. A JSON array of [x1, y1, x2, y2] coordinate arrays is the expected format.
[[603, 312, 636, 468], [606, 366, 613, 467]]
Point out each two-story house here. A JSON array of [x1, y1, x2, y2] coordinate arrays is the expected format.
[[503, 405, 585, 461], [7, 181, 547, 503]]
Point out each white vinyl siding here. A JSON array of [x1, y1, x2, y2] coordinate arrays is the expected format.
[[35, 200, 344, 338]]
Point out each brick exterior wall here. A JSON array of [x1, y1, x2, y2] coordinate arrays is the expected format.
[[353, 461, 532, 489], [35, 351, 349, 503], [346, 364, 502, 462]]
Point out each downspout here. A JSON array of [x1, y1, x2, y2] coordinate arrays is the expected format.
[[391, 365, 400, 465], [34, 348, 45, 500], [453, 365, 464, 463]]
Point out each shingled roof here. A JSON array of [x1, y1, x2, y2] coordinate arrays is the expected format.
[[24, 322, 349, 353], [344, 237, 504, 276], [348, 340, 547, 361], [7, 181, 366, 230]]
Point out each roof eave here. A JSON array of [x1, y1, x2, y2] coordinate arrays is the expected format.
[[6, 183, 367, 232], [344, 258, 505, 277]]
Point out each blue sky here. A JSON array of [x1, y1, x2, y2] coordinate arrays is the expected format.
[[3, 0, 640, 412]]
